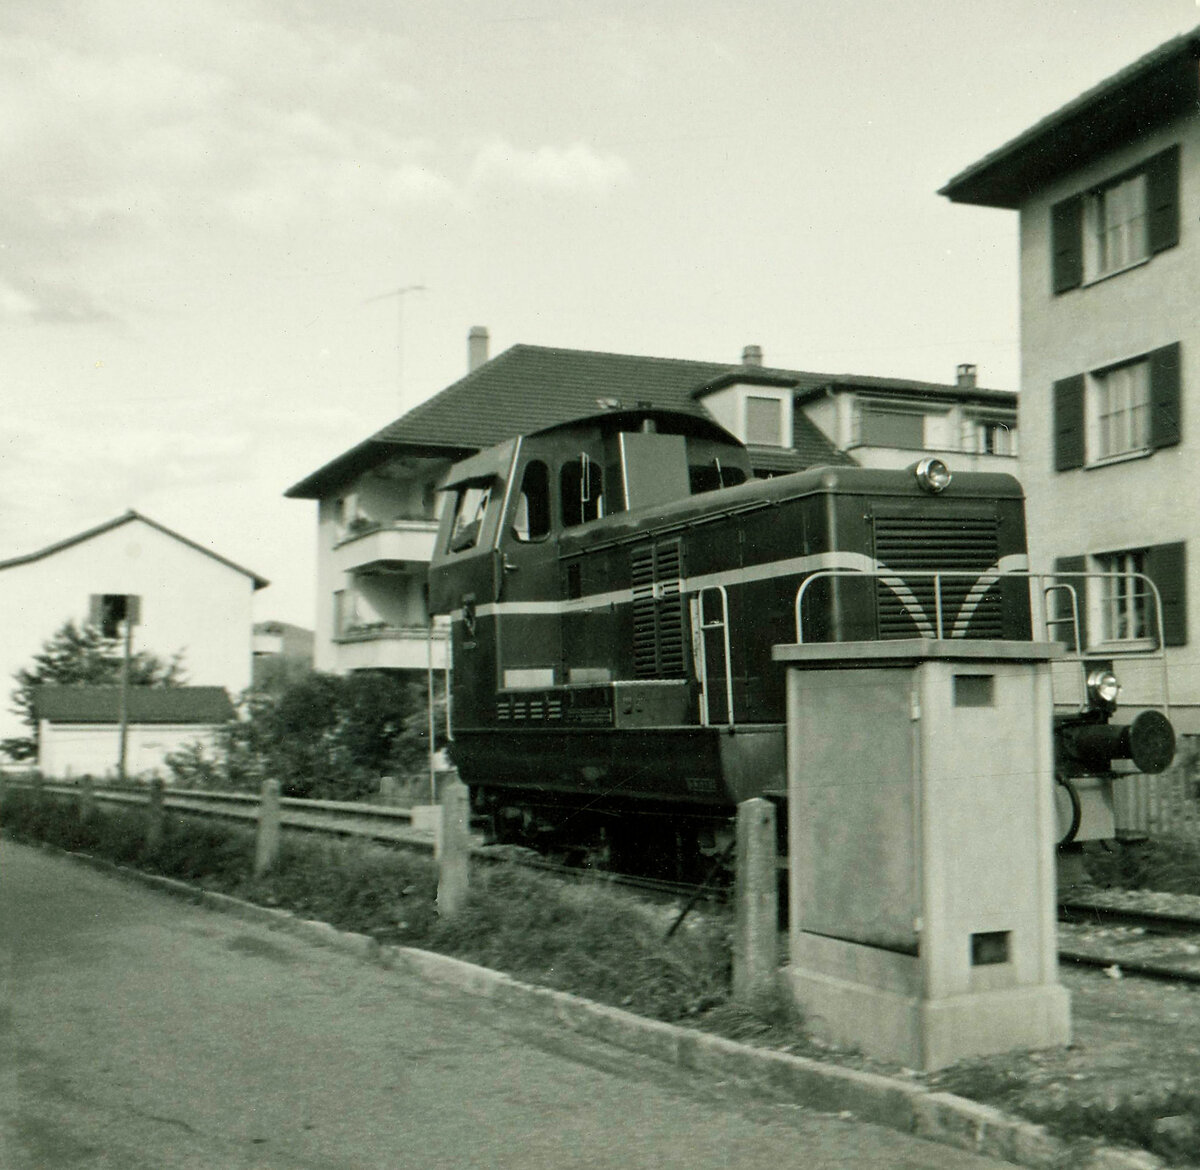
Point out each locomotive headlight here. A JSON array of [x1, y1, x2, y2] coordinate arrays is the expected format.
[[1086, 668, 1121, 711], [914, 458, 952, 493]]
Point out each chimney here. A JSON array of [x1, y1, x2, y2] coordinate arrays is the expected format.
[[468, 326, 490, 372], [956, 363, 978, 388], [742, 344, 763, 367]]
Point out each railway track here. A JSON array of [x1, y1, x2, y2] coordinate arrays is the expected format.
[[1058, 889, 1200, 984]]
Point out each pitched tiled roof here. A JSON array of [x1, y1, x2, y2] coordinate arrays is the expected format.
[[0, 510, 269, 589], [795, 373, 1015, 408], [286, 343, 1013, 498], [941, 25, 1200, 208], [32, 686, 236, 725]]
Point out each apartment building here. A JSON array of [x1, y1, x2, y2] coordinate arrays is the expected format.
[[942, 26, 1199, 728]]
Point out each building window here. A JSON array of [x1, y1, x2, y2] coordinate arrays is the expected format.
[[1092, 359, 1151, 460], [965, 417, 1017, 456], [1055, 542, 1187, 650], [858, 404, 924, 449], [1085, 171, 1148, 280], [1053, 343, 1181, 471], [333, 589, 355, 637], [744, 396, 783, 446], [1050, 145, 1179, 294], [1094, 550, 1150, 643]]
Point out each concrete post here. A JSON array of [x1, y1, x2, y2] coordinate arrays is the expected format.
[[436, 776, 470, 919], [255, 779, 282, 877], [146, 777, 165, 853], [733, 797, 779, 1005], [79, 775, 96, 825]]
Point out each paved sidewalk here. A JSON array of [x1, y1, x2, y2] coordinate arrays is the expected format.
[[1, 839, 1012, 1170]]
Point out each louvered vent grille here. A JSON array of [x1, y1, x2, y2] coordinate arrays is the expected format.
[[873, 515, 1003, 639], [631, 539, 687, 678]]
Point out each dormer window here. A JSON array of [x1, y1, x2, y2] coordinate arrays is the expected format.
[[744, 396, 785, 446], [857, 403, 924, 449]]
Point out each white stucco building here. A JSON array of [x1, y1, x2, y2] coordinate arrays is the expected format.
[[33, 685, 236, 780], [0, 510, 267, 748], [942, 26, 1199, 729]]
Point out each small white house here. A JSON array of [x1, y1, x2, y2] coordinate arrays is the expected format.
[[0, 510, 267, 748], [33, 685, 235, 780]]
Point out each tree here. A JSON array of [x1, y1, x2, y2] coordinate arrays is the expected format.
[[3, 620, 186, 761]]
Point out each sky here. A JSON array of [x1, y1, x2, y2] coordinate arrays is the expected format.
[[4, 0, 1199, 630]]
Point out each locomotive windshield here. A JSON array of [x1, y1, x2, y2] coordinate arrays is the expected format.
[[448, 481, 494, 552]]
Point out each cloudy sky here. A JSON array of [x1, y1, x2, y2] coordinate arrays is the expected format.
[[4, 0, 1198, 628]]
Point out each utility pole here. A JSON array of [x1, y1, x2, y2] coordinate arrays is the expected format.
[[365, 284, 426, 408], [92, 593, 140, 783], [117, 614, 133, 783]]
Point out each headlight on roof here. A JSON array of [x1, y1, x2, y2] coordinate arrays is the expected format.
[[1086, 668, 1121, 711], [914, 458, 952, 493]]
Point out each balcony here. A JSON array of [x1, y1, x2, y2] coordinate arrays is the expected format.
[[334, 623, 448, 672], [333, 519, 439, 576]]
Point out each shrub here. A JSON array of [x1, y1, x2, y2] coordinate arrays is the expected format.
[[164, 671, 446, 800]]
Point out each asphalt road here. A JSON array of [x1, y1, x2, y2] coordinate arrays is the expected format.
[[0, 840, 1009, 1169]]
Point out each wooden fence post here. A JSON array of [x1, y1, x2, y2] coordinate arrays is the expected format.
[[733, 797, 779, 1004], [79, 775, 96, 825], [436, 775, 470, 918], [146, 777, 165, 853], [255, 779, 281, 877]]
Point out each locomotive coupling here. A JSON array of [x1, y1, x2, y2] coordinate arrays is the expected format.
[[1056, 709, 1176, 775]]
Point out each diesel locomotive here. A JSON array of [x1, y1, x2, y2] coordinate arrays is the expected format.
[[428, 407, 1174, 874]]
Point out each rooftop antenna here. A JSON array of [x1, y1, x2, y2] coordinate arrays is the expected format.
[[365, 283, 427, 409]]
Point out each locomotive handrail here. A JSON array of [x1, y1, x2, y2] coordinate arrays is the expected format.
[[1042, 571, 1172, 714], [692, 585, 734, 726], [792, 568, 1171, 716]]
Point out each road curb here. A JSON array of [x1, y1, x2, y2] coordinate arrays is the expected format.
[[49, 846, 1162, 1170]]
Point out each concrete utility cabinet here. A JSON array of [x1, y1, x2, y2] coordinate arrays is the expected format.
[[772, 638, 1069, 1071]]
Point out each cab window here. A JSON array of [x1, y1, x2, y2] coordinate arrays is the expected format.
[[449, 482, 492, 552], [512, 460, 551, 542], [561, 454, 603, 527], [689, 459, 747, 494]]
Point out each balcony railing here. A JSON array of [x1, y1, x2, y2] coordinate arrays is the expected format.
[[333, 623, 447, 672], [333, 519, 438, 574]]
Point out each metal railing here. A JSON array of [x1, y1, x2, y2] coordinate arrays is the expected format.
[[0, 778, 441, 848], [793, 567, 1172, 715]]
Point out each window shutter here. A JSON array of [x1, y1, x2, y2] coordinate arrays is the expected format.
[[1051, 195, 1083, 293], [1149, 341, 1182, 450], [1053, 374, 1085, 471], [1146, 144, 1180, 255], [1144, 541, 1187, 647], [1053, 556, 1088, 651]]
